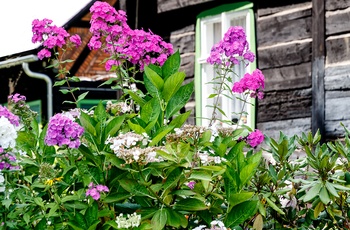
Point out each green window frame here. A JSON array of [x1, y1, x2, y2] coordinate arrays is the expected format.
[[195, 1, 257, 128]]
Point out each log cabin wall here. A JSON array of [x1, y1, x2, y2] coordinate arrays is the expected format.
[[255, 1, 313, 139], [324, 0, 350, 138], [129, 0, 350, 139]]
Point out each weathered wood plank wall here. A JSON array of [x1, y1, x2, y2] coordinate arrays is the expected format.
[[256, 2, 313, 139], [325, 0, 350, 137]]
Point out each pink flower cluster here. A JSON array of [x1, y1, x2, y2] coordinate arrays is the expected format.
[[0, 106, 20, 127], [88, 1, 173, 71], [44, 113, 84, 148], [247, 129, 264, 148], [32, 18, 82, 59], [86, 182, 109, 200], [207, 26, 255, 67], [232, 69, 265, 99], [8, 93, 26, 103], [0, 148, 19, 170]]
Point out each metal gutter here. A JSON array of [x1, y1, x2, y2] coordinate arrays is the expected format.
[[0, 54, 53, 119]]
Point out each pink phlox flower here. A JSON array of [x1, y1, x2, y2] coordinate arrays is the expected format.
[[232, 69, 265, 97], [247, 129, 264, 148], [207, 26, 254, 66], [70, 34, 82, 47], [186, 181, 196, 190], [0, 106, 20, 126], [37, 49, 51, 59], [44, 113, 84, 148], [8, 93, 26, 103], [86, 182, 109, 200]]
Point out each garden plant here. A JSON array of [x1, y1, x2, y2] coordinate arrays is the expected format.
[[1, 1, 350, 230]]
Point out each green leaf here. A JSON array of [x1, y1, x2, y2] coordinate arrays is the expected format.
[[162, 50, 181, 80], [127, 120, 147, 134], [168, 111, 191, 129], [165, 81, 194, 118], [2, 199, 12, 209], [74, 212, 87, 229], [93, 101, 107, 121], [33, 197, 44, 208], [151, 209, 167, 230], [319, 186, 330, 204], [105, 115, 125, 138], [80, 112, 96, 136], [162, 168, 183, 192], [144, 65, 164, 99], [53, 79, 66, 87], [104, 193, 131, 203], [76, 91, 89, 104], [225, 200, 258, 228], [174, 198, 208, 211], [149, 126, 174, 146], [166, 209, 188, 229], [118, 178, 150, 197], [189, 170, 212, 181], [314, 201, 324, 218], [85, 201, 98, 226], [303, 182, 322, 202], [162, 72, 186, 102], [325, 181, 339, 198], [264, 196, 285, 215], [127, 89, 146, 107], [228, 192, 254, 211], [141, 98, 161, 124]]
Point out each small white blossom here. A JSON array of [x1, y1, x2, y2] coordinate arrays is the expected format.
[[0, 116, 17, 149]]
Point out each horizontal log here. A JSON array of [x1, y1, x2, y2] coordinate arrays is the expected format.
[[257, 88, 312, 122], [262, 62, 312, 91], [325, 91, 350, 121], [325, 0, 350, 11], [257, 117, 311, 140], [258, 13, 311, 47], [157, 0, 213, 13], [325, 119, 350, 137], [326, 35, 350, 65], [257, 2, 311, 17], [258, 40, 312, 69], [326, 8, 350, 35]]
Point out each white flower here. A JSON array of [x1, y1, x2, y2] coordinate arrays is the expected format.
[[0, 186, 5, 192], [193, 225, 207, 230], [0, 116, 17, 148], [0, 173, 4, 183]]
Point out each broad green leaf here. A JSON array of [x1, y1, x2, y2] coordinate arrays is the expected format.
[[168, 111, 191, 128], [162, 168, 183, 192], [74, 212, 87, 229], [166, 209, 188, 229], [104, 193, 131, 203], [303, 182, 322, 202], [319, 186, 330, 205], [325, 181, 339, 198], [76, 91, 89, 104], [228, 192, 254, 211], [162, 72, 186, 102], [189, 170, 212, 181], [151, 209, 167, 230], [80, 112, 96, 136], [165, 81, 194, 118], [170, 190, 196, 196], [174, 198, 208, 211], [144, 66, 164, 99], [127, 120, 147, 134], [141, 98, 161, 124], [93, 101, 107, 121], [162, 50, 181, 80], [85, 201, 98, 226], [239, 164, 257, 188], [119, 178, 150, 197], [105, 115, 125, 138], [149, 126, 174, 146], [225, 200, 258, 228]]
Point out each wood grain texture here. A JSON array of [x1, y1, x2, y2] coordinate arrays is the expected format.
[[325, 0, 350, 11]]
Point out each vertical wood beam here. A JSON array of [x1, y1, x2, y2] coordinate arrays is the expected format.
[[312, 0, 325, 141]]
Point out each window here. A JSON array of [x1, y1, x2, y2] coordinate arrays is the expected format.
[[195, 2, 256, 128]]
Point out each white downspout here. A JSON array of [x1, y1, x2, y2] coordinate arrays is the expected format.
[[22, 62, 53, 119]]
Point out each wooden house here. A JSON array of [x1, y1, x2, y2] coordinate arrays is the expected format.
[[1, 0, 349, 141]]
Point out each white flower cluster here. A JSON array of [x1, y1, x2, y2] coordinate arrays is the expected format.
[[0, 116, 17, 149], [193, 220, 227, 230], [197, 151, 226, 165], [115, 212, 141, 229], [106, 132, 163, 164], [106, 101, 131, 114]]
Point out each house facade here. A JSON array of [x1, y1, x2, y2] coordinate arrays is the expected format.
[[1, 0, 349, 140], [122, 0, 350, 140]]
